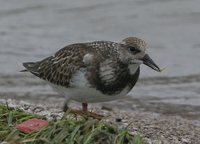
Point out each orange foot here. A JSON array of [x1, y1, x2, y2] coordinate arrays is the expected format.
[[68, 109, 104, 120]]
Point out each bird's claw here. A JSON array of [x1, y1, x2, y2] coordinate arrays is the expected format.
[[68, 109, 103, 120]]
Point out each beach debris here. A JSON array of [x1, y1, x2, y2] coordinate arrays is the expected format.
[[15, 118, 49, 133]]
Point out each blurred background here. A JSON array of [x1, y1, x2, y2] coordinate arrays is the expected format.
[[0, 0, 200, 120]]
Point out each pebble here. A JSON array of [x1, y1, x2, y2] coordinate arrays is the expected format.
[[115, 118, 122, 122]]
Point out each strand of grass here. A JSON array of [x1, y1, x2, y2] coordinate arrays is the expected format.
[[69, 125, 81, 143], [134, 134, 144, 144]]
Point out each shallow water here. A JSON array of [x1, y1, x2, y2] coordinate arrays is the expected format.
[[0, 0, 200, 120]]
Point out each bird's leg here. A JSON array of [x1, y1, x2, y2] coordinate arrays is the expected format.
[[63, 101, 86, 117], [82, 103, 88, 112], [64, 102, 103, 120], [63, 99, 70, 112], [81, 103, 104, 120]]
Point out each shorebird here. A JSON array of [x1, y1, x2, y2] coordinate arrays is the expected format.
[[22, 37, 161, 119]]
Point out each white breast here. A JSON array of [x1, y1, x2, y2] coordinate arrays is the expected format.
[[50, 69, 130, 103], [70, 68, 89, 88], [128, 64, 139, 75]]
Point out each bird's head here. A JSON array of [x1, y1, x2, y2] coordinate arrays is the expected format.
[[119, 37, 161, 72]]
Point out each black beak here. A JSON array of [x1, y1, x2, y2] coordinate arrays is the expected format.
[[142, 54, 161, 72]]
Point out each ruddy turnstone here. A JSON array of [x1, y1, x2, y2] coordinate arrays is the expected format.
[[22, 37, 161, 119]]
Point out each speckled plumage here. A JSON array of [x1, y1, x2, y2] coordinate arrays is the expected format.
[[22, 37, 159, 105]]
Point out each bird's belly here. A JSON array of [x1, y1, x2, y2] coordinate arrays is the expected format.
[[51, 84, 130, 103], [49, 69, 131, 103]]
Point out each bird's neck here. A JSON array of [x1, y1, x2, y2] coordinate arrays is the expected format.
[[128, 64, 140, 75]]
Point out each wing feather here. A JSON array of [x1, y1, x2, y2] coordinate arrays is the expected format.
[[23, 43, 89, 87]]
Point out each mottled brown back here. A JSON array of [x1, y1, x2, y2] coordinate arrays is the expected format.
[[23, 43, 90, 86]]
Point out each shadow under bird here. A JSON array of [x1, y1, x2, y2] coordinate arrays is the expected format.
[[21, 37, 161, 119]]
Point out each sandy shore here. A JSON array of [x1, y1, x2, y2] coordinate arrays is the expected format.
[[1, 98, 200, 144]]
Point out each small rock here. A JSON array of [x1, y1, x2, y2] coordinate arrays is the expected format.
[[115, 118, 122, 122], [101, 106, 112, 111], [182, 138, 190, 144]]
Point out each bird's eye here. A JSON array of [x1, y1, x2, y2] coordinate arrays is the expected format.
[[129, 47, 140, 54]]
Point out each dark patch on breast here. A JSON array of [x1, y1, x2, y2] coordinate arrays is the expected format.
[[88, 61, 140, 95]]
